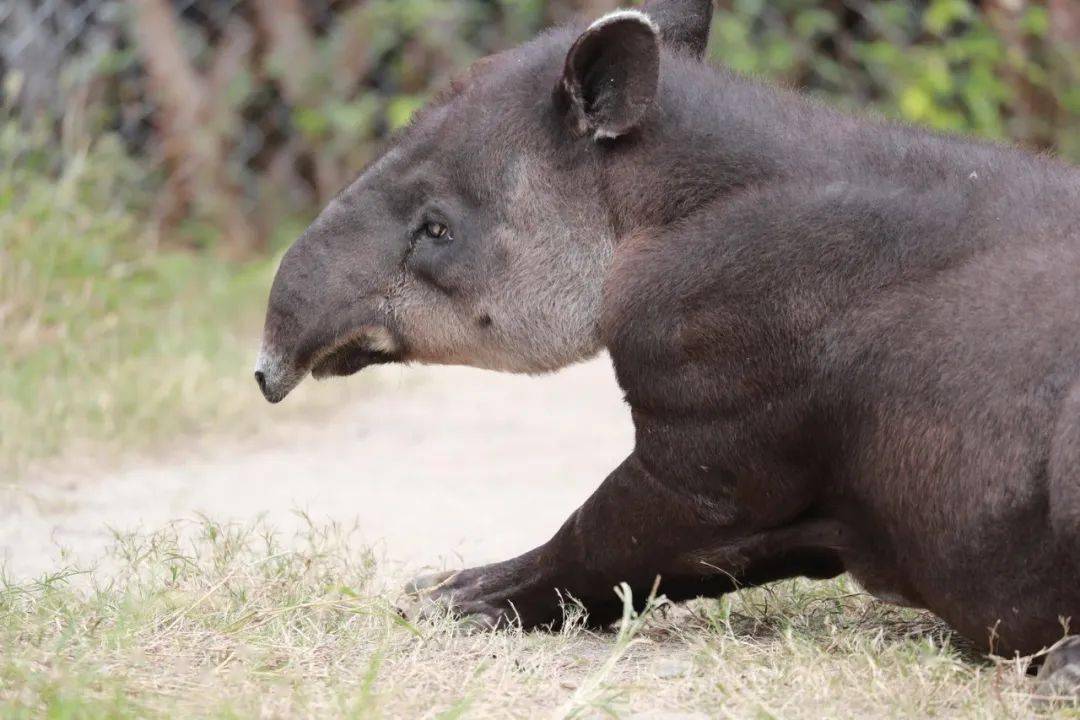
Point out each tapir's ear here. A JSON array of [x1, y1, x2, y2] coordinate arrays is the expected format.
[[557, 10, 660, 141], [641, 0, 714, 58]]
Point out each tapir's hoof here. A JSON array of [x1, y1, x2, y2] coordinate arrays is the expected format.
[[1037, 636, 1080, 701], [404, 568, 520, 631]]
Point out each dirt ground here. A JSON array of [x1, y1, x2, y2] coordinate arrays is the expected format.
[[1, 357, 633, 581]]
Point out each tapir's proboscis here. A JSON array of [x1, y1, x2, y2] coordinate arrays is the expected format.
[[256, 0, 1080, 688]]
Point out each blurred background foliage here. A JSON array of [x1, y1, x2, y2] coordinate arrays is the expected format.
[[2, 0, 1077, 254], [711, 0, 1080, 160], [0, 0, 1078, 474]]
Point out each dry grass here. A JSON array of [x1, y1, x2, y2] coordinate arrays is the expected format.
[[2, 517, 1076, 719]]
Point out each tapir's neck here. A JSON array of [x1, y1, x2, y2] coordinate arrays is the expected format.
[[598, 55, 856, 235], [597, 53, 1004, 237]]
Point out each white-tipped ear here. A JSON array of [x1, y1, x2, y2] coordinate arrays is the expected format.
[[587, 8, 659, 34], [557, 9, 661, 141]]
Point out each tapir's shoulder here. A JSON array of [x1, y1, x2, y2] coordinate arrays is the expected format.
[[600, 174, 979, 373]]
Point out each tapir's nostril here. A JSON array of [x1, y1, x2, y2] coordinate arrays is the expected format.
[[254, 370, 267, 395]]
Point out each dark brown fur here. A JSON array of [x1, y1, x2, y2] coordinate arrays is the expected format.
[[258, 0, 1080, 659]]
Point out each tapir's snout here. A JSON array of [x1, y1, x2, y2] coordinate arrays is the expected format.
[[255, 320, 402, 403], [254, 259, 313, 404], [254, 207, 406, 405], [253, 347, 305, 404], [255, 283, 404, 404]]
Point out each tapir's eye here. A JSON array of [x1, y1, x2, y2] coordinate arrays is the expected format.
[[423, 221, 449, 240]]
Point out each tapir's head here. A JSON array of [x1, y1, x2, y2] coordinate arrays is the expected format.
[[255, 1, 712, 402]]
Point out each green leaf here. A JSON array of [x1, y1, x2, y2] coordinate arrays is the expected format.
[[924, 0, 974, 36], [900, 85, 932, 121], [386, 95, 427, 131]]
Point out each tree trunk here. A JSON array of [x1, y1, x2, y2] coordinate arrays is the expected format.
[[252, 0, 347, 203], [130, 0, 261, 255]]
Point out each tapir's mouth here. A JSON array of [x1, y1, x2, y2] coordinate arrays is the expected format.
[[308, 327, 403, 381], [310, 340, 399, 379], [256, 326, 402, 403]]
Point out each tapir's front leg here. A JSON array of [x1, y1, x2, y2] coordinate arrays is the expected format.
[[408, 455, 844, 629], [409, 455, 694, 628]]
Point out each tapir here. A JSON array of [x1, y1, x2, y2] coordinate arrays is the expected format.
[[255, 0, 1080, 686]]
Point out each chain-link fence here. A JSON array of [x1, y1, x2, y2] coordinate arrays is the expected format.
[[0, 0, 576, 252], [3, 0, 1079, 252]]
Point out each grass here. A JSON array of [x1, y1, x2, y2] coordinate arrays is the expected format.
[[0, 124, 351, 478], [1, 517, 1076, 720]]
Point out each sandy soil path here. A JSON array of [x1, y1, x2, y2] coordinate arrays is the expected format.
[[2, 357, 633, 579]]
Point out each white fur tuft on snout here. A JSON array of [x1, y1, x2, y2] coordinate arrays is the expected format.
[[254, 347, 304, 402], [254, 348, 286, 377], [587, 8, 660, 34]]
